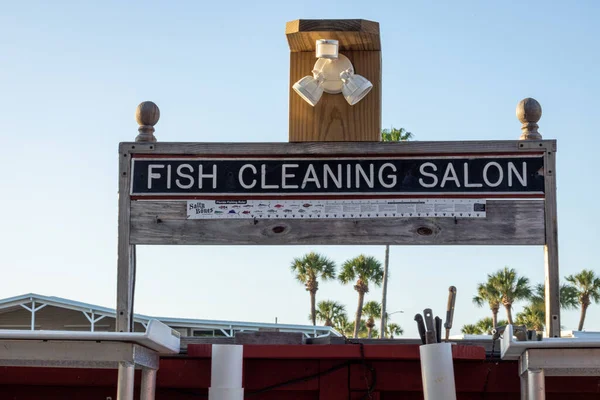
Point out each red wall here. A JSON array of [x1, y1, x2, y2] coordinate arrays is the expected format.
[[0, 344, 599, 399]]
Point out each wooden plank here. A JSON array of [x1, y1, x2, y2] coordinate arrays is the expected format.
[[119, 140, 556, 156], [130, 200, 544, 246], [116, 149, 134, 333], [289, 51, 381, 142], [544, 150, 560, 337], [286, 19, 380, 52]]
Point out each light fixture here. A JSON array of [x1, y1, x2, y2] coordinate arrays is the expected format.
[[292, 39, 373, 107]]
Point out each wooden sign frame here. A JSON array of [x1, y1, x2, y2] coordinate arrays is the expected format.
[[117, 139, 560, 338]]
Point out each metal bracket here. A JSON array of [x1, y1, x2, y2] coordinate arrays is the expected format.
[[517, 140, 556, 151]]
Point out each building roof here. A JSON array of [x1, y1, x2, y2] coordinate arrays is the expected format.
[[0, 293, 341, 337]]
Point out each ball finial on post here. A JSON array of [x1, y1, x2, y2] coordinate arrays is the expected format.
[[516, 97, 542, 140], [135, 101, 160, 142]]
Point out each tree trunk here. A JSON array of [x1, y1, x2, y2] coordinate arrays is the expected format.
[[492, 308, 498, 328], [367, 326, 373, 339], [505, 304, 513, 325], [310, 290, 317, 326], [578, 303, 589, 331], [354, 291, 365, 338], [380, 244, 390, 338]]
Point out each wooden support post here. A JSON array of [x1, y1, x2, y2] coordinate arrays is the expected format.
[[517, 98, 560, 337], [286, 19, 381, 142], [117, 101, 160, 334]]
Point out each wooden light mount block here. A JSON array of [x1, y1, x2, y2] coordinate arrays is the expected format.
[[286, 19, 381, 142]]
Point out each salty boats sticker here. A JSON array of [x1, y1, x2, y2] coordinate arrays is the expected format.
[[186, 199, 486, 220]]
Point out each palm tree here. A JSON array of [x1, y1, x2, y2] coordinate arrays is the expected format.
[[362, 301, 381, 338], [565, 270, 600, 331], [339, 255, 384, 338], [379, 127, 413, 337], [461, 318, 509, 335], [381, 127, 413, 142], [313, 300, 346, 327], [515, 306, 545, 332], [473, 282, 502, 328], [290, 252, 336, 326], [333, 314, 354, 337], [461, 324, 480, 334], [530, 283, 579, 314], [489, 267, 532, 324], [386, 323, 404, 338]]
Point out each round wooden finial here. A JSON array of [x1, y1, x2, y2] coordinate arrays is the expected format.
[[516, 97, 542, 140], [135, 101, 160, 142]]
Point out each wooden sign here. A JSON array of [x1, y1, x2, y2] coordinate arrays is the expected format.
[[130, 155, 544, 198]]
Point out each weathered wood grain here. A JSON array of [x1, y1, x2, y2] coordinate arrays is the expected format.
[[286, 19, 380, 52], [119, 140, 556, 156], [117, 150, 134, 333], [130, 200, 545, 246], [289, 51, 381, 142], [543, 151, 560, 337]]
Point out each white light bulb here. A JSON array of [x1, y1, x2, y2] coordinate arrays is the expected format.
[[340, 69, 373, 106]]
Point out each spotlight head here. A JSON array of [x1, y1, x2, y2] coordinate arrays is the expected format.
[[316, 39, 339, 59], [292, 70, 325, 107], [340, 69, 373, 105]]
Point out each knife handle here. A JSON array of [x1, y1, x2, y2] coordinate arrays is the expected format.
[[414, 314, 427, 344], [444, 286, 457, 330], [435, 316, 442, 343]]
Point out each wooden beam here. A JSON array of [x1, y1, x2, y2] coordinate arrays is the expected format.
[[116, 149, 135, 333], [130, 200, 544, 246], [119, 140, 556, 156], [544, 150, 560, 337], [289, 50, 381, 141], [286, 19, 380, 52]]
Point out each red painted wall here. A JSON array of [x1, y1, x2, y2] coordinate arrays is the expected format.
[[0, 344, 599, 399]]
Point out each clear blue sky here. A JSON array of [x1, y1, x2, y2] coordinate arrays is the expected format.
[[1, 1, 599, 337]]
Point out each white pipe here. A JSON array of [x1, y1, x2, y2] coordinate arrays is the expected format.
[[419, 343, 457, 400], [31, 301, 35, 331], [209, 344, 244, 400], [527, 369, 545, 400]]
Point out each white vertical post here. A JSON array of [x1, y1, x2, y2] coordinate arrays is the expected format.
[[117, 362, 135, 400], [527, 369, 545, 400], [140, 368, 157, 400], [91, 312, 95, 332], [209, 345, 244, 400], [31, 300, 35, 331]]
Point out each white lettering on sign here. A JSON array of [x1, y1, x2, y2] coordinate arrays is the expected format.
[[132, 156, 542, 196], [239, 164, 257, 189], [281, 164, 299, 189], [419, 162, 438, 188]]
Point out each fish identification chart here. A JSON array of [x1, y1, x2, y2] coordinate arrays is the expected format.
[[186, 199, 486, 220]]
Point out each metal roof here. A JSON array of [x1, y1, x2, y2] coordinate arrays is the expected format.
[[0, 293, 341, 337]]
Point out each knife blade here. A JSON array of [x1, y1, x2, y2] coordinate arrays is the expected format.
[[423, 308, 435, 344], [444, 286, 457, 341], [414, 313, 426, 345]]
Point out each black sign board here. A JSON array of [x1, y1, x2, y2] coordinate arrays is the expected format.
[[130, 155, 544, 197]]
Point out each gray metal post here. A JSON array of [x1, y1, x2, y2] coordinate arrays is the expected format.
[[527, 369, 545, 400], [519, 358, 528, 400], [140, 368, 157, 400], [520, 374, 528, 400], [117, 362, 135, 400]]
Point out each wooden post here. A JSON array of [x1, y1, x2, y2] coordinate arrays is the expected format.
[[286, 19, 381, 142], [117, 101, 160, 334], [517, 98, 560, 337]]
